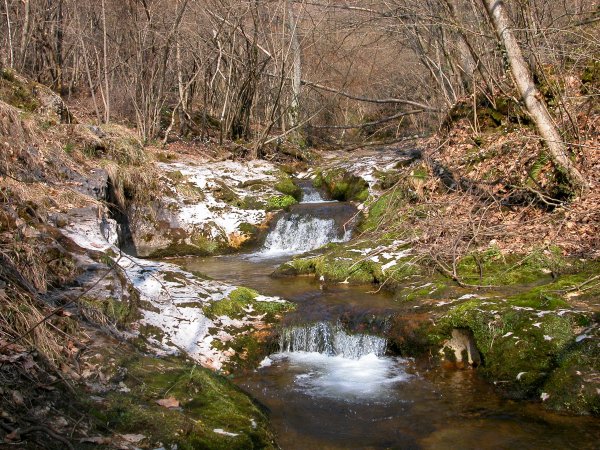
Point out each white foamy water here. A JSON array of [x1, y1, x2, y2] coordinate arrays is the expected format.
[[267, 352, 410, 401], [257, 214, 350, 257], [301, 186, 336, 204], [279, 321, 387, 358]]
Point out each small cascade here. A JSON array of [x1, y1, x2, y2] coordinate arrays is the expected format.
[[295, 178, 329, 204], [260, 214, 348, 255], [300, 184, 327, 203], [279, 322, 387, 358]]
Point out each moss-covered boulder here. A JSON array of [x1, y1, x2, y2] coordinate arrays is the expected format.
[[314, 168, 369, 202], [90, 354, 277, 449], [275, 239, 418, 287], [206, 287, 295, 371], [431, 266, 600, 415], [126, 160, 302, 258]]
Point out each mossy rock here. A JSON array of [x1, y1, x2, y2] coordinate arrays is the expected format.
[[0, 68, 40, 112], [91, 355, 276, 449], [266, 195, 297, 211], [205, 287, 293, 321], [314, 169, 369, 202], [274, 176, 302, 200], [205, 288, 294, 371], [542, 329, 600, 415], [436, 293, 593, 403], [277, 242, 418, 287]]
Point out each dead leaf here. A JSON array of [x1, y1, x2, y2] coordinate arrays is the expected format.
[[4, 429, 19, 441], [156, 397, 179, 409], [11, 391, 24, 406], [119, 433, 146, 443]]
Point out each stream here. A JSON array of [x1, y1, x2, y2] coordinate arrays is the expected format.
[[173, 182, 600, 449]]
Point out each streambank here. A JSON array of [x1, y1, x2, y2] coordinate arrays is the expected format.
[[269, 151, 600, 417]]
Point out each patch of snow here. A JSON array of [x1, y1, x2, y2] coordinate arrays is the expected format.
[[213, 429, 239, 437], [381, 260, 397, 272], [61, 210, 288, 371]]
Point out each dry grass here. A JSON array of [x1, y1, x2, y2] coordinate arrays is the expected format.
[[0, 287, 65, 365]]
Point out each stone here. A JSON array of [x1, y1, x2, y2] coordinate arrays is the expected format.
[[441, 328, 481, 368]]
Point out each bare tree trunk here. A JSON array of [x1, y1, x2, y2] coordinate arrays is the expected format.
[[19, 0, 30, 69], [55, 0, 64, 93], [101, 0, 110, 123], [287, 0, 301, 130], [481, 0, 587, 191], [4, 0, 14, 68]]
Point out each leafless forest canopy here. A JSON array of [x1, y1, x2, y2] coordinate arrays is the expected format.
[[1, 0, 598, 146]]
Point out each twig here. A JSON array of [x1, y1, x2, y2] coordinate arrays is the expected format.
[[6, 424, 74, 450], [0, 256, 122, 353]]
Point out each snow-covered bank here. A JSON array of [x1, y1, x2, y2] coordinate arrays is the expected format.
[[128, 158, 297, 257], [62, 207, 291, 371]]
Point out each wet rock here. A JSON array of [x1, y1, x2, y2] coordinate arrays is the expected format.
[[441, 328, 481, 368], [126, 159, 290, 257]]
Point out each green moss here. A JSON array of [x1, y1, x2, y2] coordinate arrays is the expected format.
[[437, 295, 584, 399], [280, 242, 418, 287], [91, 355, 276, 449], [315, 169, 369, 202], [205, 287, 293, 321], [454, 246, 566, 286], [80, 296, 135, 326], [266, 195, 297, 210], [359, 189, 406, 232], [274, 176, 301, 200], [543, 331, 600, 415], [0, 70, 40, 112]]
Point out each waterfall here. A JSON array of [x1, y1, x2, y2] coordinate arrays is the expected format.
[[260, 214, 349, 256], [279, 322, 387, 358], [301, 185, 327, 203]]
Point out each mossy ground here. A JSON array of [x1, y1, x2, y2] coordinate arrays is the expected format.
[[454, 245, 568, 286], [89, 353, 276, 449]]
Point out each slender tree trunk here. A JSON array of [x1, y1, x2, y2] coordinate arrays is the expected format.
[[19, 0, 30, 69], [4, 0, 14, 68], [481, 0, 587, 191], [101, 0, 110, 123], [55, 0, 64, 93], [287, 0, 301, 130]]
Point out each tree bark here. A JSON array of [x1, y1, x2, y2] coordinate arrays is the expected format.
[[4, 0, 14, 68], [481, 0, 587, 191], [287, 0, 301, 129], [101, 0, 110, 123]]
